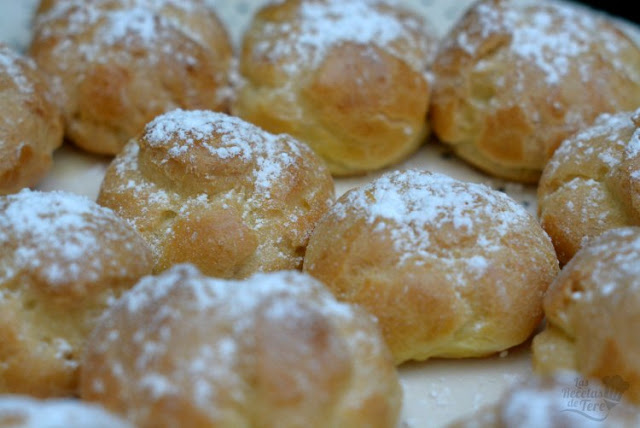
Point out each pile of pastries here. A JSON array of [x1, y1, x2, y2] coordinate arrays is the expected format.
[[1, 0, 640, 426]]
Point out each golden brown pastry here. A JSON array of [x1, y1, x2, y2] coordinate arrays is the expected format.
[[97, 109, 335, 278], [0, 43, 63, 195], [532, 227, 640, 404], [449, 372, 640, 428], [81, 264, 401, 428], [303, 169, 559, 364], [537, 109, 640, 266], [28, 0, 233, 155], [0, 189, 153, 397], [232, 0, 437, 176], [429, 0, 640, 183], [0, 395, 133, 428]]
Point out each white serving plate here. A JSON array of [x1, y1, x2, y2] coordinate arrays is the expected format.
[[2, 1, 637, 426]]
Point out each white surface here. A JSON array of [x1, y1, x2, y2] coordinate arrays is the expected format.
[[3, 0, 635, 427]]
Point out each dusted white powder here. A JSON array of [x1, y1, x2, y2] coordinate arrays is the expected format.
[[0, 189, 139, 285], [252, 0, 431, 74], [34, 0, 211, 64], [143, 109, 305, 199], [96, 265, 361, 413], [452, 1, 627, 85], [332, 169, 531, 266], [0, 396, 134, 428], [0, 44, 34, 93], [544, 110, 635, 178]]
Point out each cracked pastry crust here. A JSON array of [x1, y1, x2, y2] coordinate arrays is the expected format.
[[232, 0, 437, 176], [97, 109, 335, 278], [429, 0, 640, 183], [28, 0, 233, 155]]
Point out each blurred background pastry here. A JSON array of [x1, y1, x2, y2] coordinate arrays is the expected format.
[[28, 0, 233, 155], [81, 265, 402, 428], [0, 43, 62, 195], [538, 109, 640, 265], [532, 227, 640, 404]]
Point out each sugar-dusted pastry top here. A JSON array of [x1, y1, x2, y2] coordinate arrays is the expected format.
[[98, 109, 335, 278], [430, 0, 640, 182], [533, 226, 640, 404], [233, 0, 437, 176], [0, 395, 134, 428], [0, 189, 151, 286], [81, 265, 401, 428], [538, 108, 640, 265], [328, 168, 534, 267], [29, 0, 233, 155], [245, 0, 435, 76], [0, 189, 153, 397], [0, 43, 62, 195], [304, 169, 559, 363]]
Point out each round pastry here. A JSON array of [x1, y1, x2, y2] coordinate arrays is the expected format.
[[97, 109, 335, 278], [28, 0, 233, 155], [303, 169, 559, 364], [231, 0, 437, 176], [0, 43, 63, 195], [429, 0, 640, 183], [80, 264, 401, 428], [0, 395, 133, 428], [0, 189, 153, 397], [538, 109, 640, 266], [449, 371, 640, 427], [532, 227, 640, 404]]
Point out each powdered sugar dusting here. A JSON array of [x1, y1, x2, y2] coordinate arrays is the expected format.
[[454, 1, 625, 85], [34, 0, 210, 64], [569, 228, 640, 300], [103, 108, 333, 271], [0, 44, 34, 93], [544, 110, 634, 178], [253, 0, 431, 75], [333, 169, 532, 266], [0, 396, 133, 428], [144, 109, 303, 198], [626, 128, 640, 159], [96, 265, 360, 410], [0, 189, 138, 285]]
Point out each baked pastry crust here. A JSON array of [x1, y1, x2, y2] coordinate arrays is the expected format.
[[0, 189, 153, 397], [430, 0, 640, 183], [538, 109, 640, 265], [0, 43, 62, 195], [232, 0, 436, 176], [81, 265, 402, 428], [532, 227, 640, 404], [97, 109, 335, 278], [28, 0, 233, 155], [303, 169, 559, 364]]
